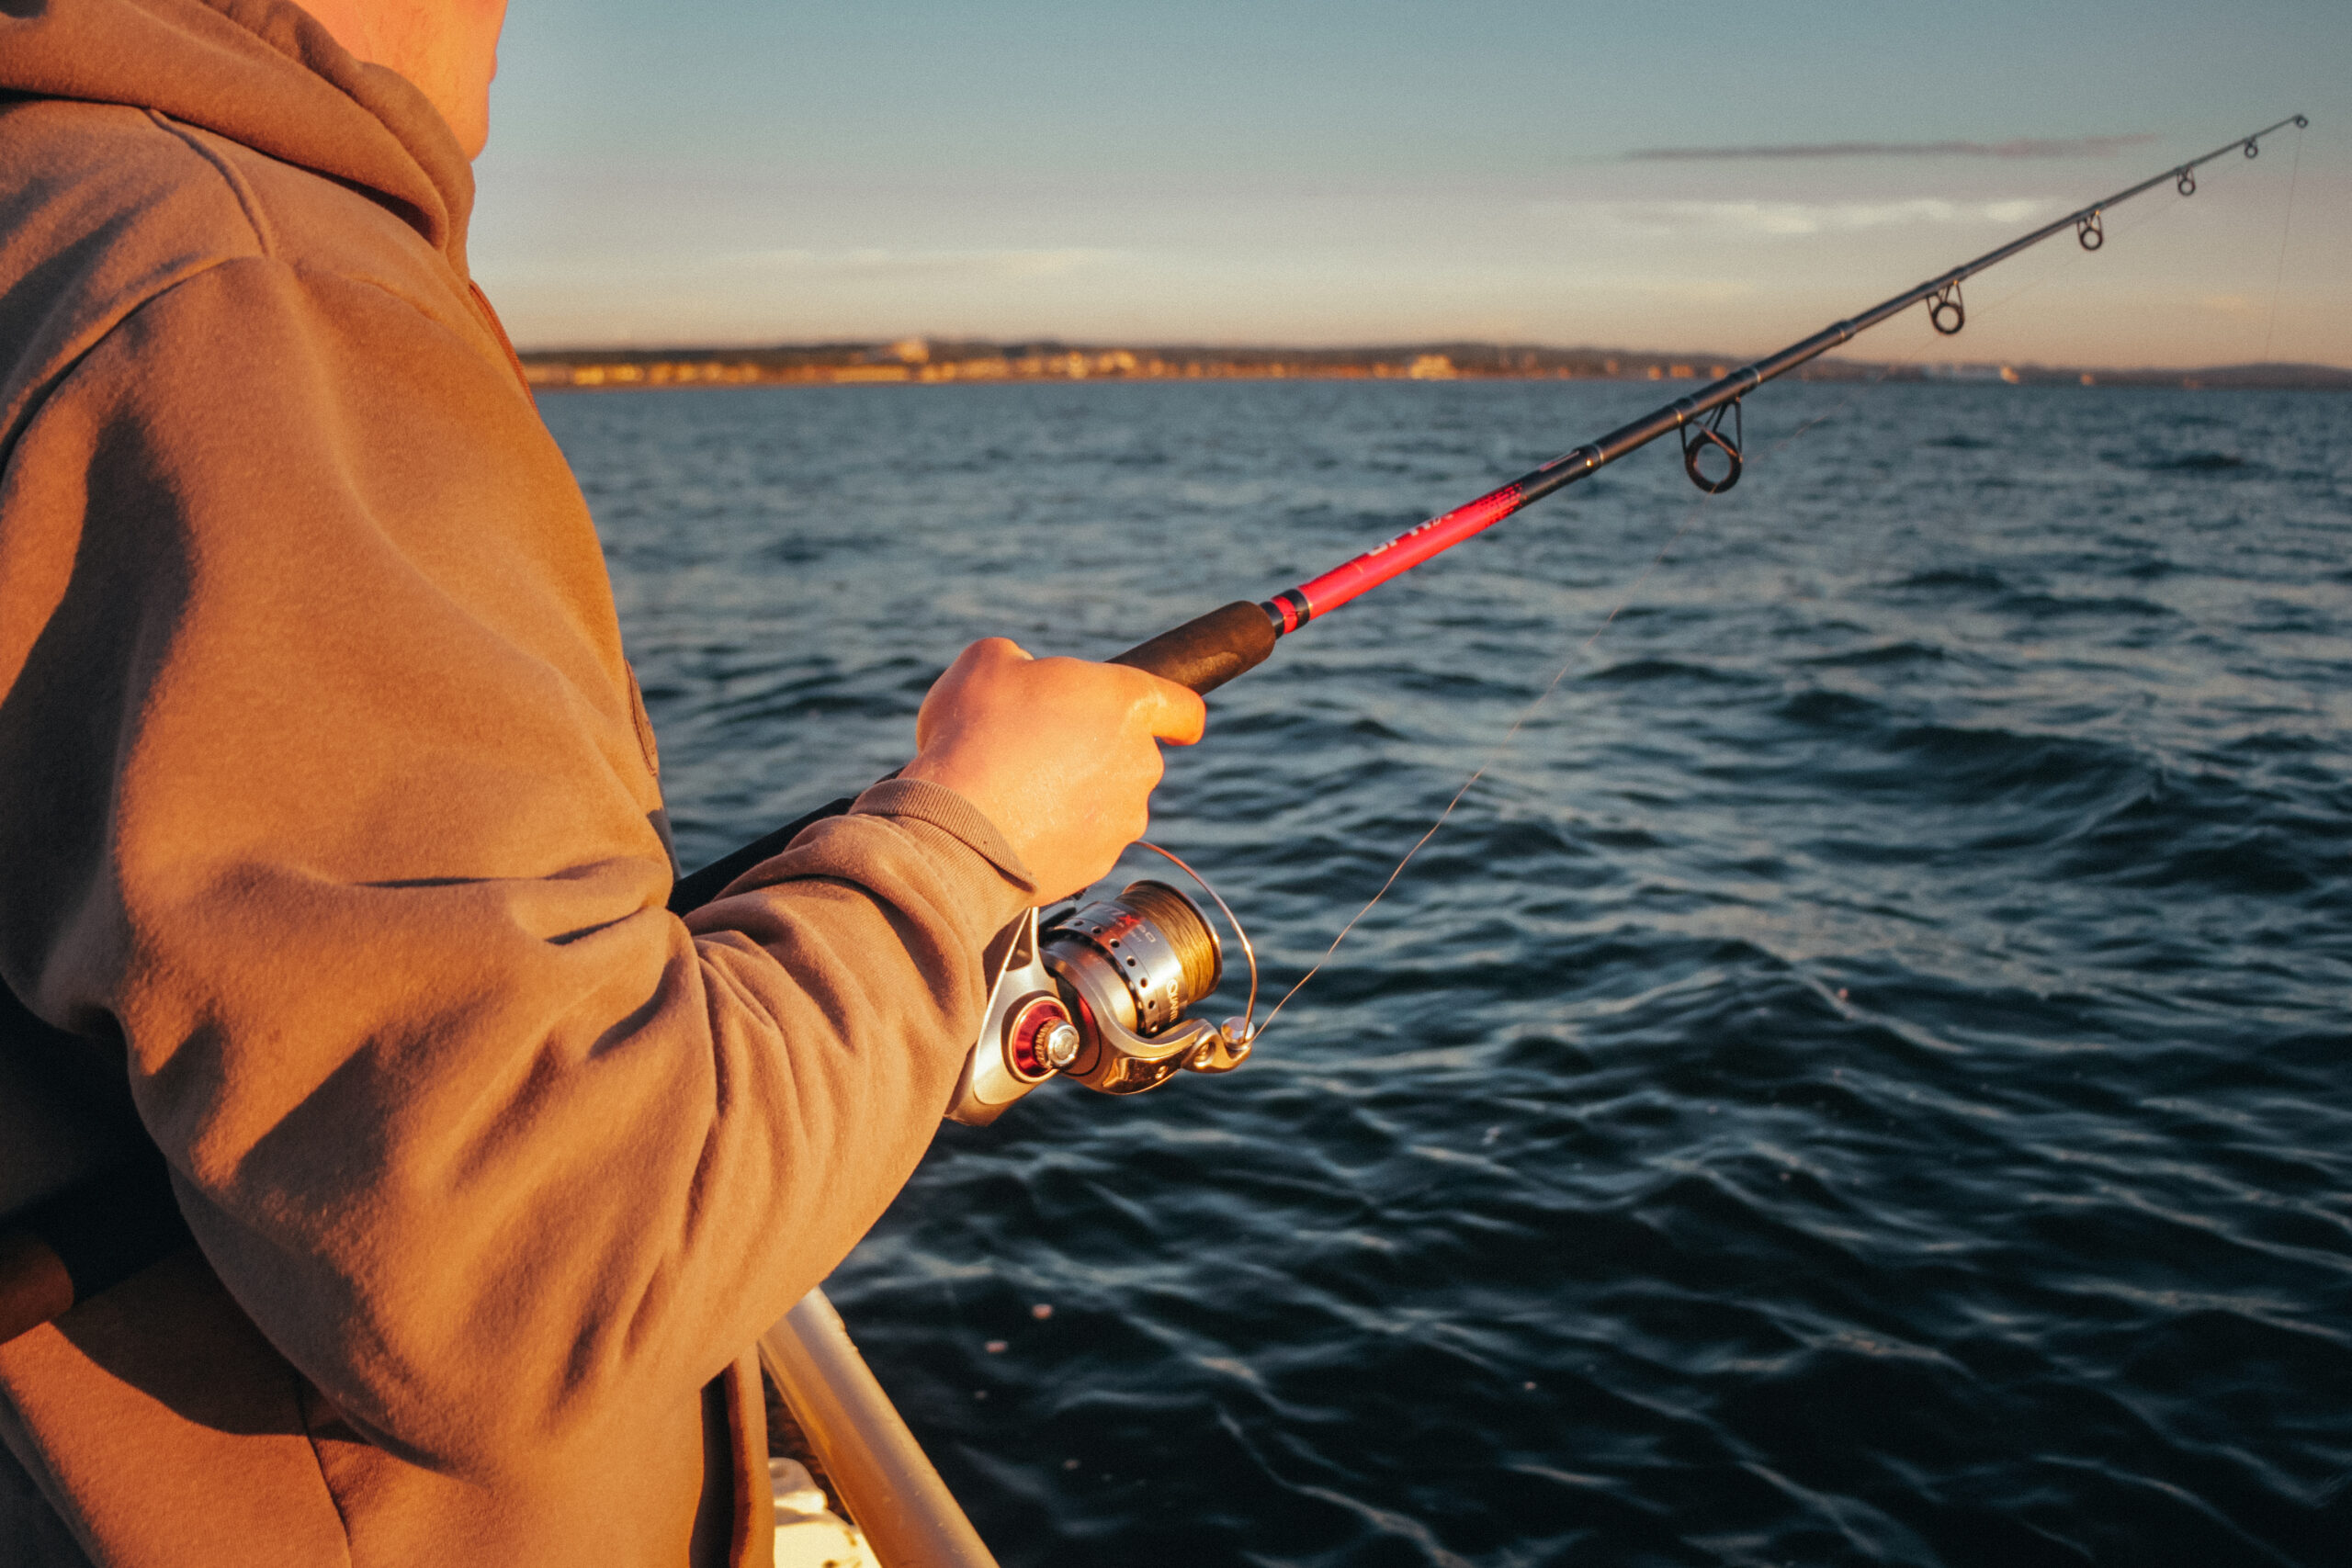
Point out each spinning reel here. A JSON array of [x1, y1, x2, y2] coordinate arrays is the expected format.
[[946, 852, 1258, 1126]]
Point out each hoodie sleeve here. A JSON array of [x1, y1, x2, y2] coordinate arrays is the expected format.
[[0, 253, 1030, 1481]]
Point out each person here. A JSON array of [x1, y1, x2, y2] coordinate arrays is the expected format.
[[0, 0, 1204, 1563]]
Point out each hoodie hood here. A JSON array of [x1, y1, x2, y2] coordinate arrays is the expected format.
[[0, 0, 474, 273]]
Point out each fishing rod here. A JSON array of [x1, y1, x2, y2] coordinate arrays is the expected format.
[[0, 113, 2311, 1344], [935, 111, 2314, 1128], [1104, 113, 2312, 695]]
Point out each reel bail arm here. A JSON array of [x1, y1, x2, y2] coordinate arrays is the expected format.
[[944, 849, 1258, 1126]]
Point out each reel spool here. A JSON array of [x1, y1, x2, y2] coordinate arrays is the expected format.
[[946, 865, 1257, 1126]]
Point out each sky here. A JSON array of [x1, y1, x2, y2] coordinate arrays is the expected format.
[[470, 1, 2351, 368]]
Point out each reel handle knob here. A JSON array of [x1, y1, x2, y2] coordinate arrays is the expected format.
[[1035, 1019, 1082, 1071], [1111, 600, 1280, 694]]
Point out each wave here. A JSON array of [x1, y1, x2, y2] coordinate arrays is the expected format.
[[2145, 451, 2253, 472], [1891, 566, 2008, 594], [1584, 657, 1753, 685], [1800, 641, 1948, 670]]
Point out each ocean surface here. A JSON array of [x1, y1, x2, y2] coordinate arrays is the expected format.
[[544, 378, 2352, 1567]]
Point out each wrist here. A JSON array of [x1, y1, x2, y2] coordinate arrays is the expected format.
[[884, 764, 1037, 886]]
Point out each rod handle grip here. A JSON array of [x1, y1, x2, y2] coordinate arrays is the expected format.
[[1109, 601, 1279, 694]]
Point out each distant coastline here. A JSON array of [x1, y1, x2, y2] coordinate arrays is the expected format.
[[517, 338, 2352, 394]]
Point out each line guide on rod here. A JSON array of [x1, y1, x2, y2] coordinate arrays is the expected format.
[[1108, 114, 2309, 696]]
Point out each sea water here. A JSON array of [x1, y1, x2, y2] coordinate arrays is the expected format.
[[547, 378, 2351, 1567]]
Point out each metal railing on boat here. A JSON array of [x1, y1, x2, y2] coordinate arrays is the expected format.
[[760, 1286, 1001, 1568]]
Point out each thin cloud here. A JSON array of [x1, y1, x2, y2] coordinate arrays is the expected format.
[[717, 248, 1123, 279], [1626, 134, 2156, 162], [1536, 197, 2071, 236]]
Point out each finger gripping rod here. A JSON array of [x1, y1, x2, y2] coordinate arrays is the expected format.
[[1111, 114, 2306, 696]]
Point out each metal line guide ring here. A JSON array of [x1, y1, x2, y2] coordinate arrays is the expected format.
[[2245, 117, 2307, 160], [1928, 280, 1965, 336], [2177, 166, 2196, 197], [1679, 398, 1743, 495], [2076, 210, 2105, 250]]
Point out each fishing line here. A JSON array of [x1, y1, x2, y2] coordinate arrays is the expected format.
[[1249, 175, 2216, 1043], [1250, 479, 1723, 1041], [2260, 124, 2305, 365], [1253, 375, 1883, 1039]]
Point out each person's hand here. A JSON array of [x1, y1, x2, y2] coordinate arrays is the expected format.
[[899, 638, 1205, 904]]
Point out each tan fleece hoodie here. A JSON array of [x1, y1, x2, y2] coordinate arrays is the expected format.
[[0, 2, 1032, 1563]]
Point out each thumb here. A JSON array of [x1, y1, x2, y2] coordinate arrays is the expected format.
[[1138, 671, 1207, 747]]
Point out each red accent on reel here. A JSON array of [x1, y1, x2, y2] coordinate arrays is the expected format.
[[1004, 994, 1072, 1080]]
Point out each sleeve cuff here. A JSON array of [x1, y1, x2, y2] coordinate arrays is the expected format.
[[848, 778, 1035, 895]]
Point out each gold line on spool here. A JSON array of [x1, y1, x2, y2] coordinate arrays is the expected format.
[[1118, 880, 1222, 1006]]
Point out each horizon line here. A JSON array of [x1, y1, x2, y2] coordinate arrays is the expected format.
[[508, 338, 2352, 379]]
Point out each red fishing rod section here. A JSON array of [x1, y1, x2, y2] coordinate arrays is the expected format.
[[1111, 113, 2308, 695]]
